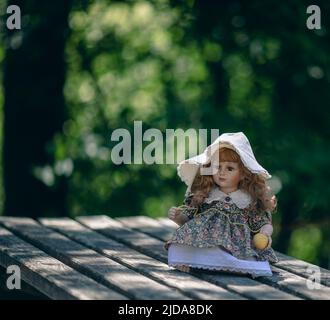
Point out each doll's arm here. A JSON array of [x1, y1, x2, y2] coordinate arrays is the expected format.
[[259, 224, 273, 249], [249, 211, 274, 250]]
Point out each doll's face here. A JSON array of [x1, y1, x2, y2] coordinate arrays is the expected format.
[[212, 161, 242, 193]]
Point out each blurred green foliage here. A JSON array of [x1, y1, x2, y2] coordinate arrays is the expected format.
[[0, 0, 329, 268]]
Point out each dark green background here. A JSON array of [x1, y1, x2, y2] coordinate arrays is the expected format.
[[0, 0, 329, 268]]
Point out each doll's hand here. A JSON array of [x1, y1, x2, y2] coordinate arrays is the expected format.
[[168, 207, 182, 221], [260, 224, 273, 237], [265, 235, 272, 249], [253, 224, 273, 250], [257, 224, 273, 250], [168, 207, 188, 226]]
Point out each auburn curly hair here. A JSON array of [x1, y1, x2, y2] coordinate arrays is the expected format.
[[189, 147, 276, 213]]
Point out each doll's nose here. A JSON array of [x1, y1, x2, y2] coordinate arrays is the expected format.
[[218, 167, 226, 175]]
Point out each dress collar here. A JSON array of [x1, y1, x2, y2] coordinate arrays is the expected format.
[[204, 187, 252, 209]]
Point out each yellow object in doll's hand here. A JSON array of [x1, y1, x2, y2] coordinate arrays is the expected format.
[[253, 233, 269, 250]]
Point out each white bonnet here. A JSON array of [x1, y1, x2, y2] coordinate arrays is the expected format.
[[177, 132, 271, 193]]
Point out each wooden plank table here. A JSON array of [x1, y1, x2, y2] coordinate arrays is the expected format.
[[0, 215, 329, 300]]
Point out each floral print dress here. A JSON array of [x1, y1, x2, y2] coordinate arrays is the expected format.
[[165, 187, 278, 275]]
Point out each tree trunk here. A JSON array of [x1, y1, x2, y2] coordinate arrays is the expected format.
[[3, 0, 72, 217]]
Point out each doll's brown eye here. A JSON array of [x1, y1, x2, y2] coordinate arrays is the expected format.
[[228, 167, 234, 171]]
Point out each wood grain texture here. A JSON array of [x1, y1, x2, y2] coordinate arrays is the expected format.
[[0, 226, 125, 300], [0, 217, 186, 300]]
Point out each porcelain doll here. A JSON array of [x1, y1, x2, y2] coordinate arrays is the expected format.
[[164, 132, 278, 277]]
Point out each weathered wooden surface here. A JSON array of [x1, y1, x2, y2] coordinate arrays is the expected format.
[[0, 217, 187, 300], [0, 225, 125, 300], [0, 215, 329, 300]]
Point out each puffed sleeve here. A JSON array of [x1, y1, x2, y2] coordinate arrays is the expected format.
[[180, 193, 198, 220], [248, 211, 272, 233]]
